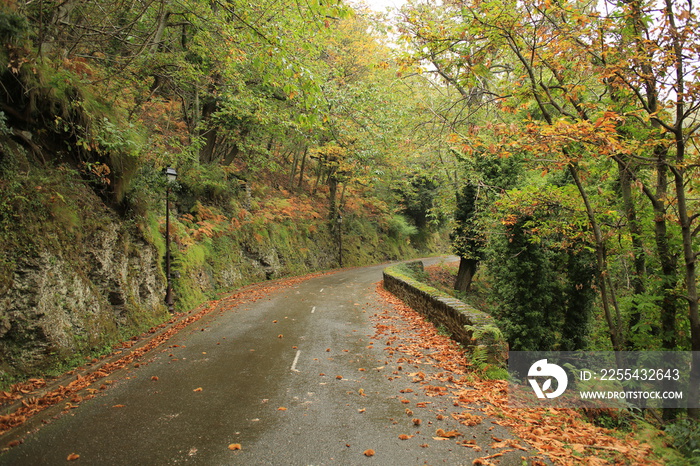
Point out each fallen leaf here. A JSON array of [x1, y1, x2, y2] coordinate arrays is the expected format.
[[398, 434, 413, 440], [278, 407, 287, 411], [112, 404, 125, 408], [193, 387, 203, 392], [436, 428, 461, 438], [151, 376, 159, 381], [67, 453, 80, 461], [413, 418, 422, 426], [228, 444, 242, 451], [363, 449, 375, 457]]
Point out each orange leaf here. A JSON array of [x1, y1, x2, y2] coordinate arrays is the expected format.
[[278, 407, 287, 411], [363, 449, 375, 457], [436, 428, 461, 438], [67, 453, 80, 461], [398, 434, 413, 440], [228, 443, 242, 451], [193, 387, 203, 392]]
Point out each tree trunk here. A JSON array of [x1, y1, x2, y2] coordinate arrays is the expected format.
[[297, 147, 307, 191], [664, 0, 700, 419], [617, 160, 647, 342], [328, 172, 338, 220], [569, 164, 624, 354], [454, 257, 478, 293]]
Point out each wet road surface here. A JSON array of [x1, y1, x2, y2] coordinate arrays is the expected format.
[[1, 259, 542, 465]]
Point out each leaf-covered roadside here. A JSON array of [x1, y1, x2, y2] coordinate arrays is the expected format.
[[374, 283, 665, 465], [0, 273, 326, 441]]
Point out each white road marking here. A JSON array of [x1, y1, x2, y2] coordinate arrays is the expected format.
[[311, 306, 316, 314], [291, 350, 301, 372], [320, 288, 324, 292]]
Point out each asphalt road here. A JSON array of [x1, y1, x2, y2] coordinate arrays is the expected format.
[[1, 258, 542, 465]]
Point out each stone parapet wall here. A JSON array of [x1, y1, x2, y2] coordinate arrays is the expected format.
[[383, 261, 507, 366]]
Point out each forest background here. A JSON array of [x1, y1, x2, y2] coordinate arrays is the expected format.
[[1, 0, 699, 451]]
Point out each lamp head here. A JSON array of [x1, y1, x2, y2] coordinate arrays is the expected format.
[[164, 167, 178, 183]]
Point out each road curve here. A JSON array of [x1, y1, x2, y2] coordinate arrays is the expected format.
[[1, 258, 541, 465]]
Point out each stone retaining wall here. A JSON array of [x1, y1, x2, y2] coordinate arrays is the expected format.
[[383, 261, 507, 366]]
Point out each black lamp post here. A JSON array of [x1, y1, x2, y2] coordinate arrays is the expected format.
[[164, 167, 177, 312], [337, 213, 343, 268]]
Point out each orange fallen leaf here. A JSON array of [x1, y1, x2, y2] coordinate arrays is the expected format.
[[193, 387, 203, 392], [413, 418, 422, 426], [278, 334, 284, 338], [436, 428, 461, 438], [228, 443, 242, 451], [151, 376, 159, 381], [363, 449, 375, 457], [67, 453, 80, 461], [336, 375, 343, 380], [112, 404, 125, 408], [278, 407, 287, 411], [398, 434, 413, 440]]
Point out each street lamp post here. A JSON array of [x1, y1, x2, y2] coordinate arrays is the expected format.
[[164, 167, 177, 312], [337, 213, 343, 268]]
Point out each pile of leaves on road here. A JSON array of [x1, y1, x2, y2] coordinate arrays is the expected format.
[[374, 283, 663, 466]]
